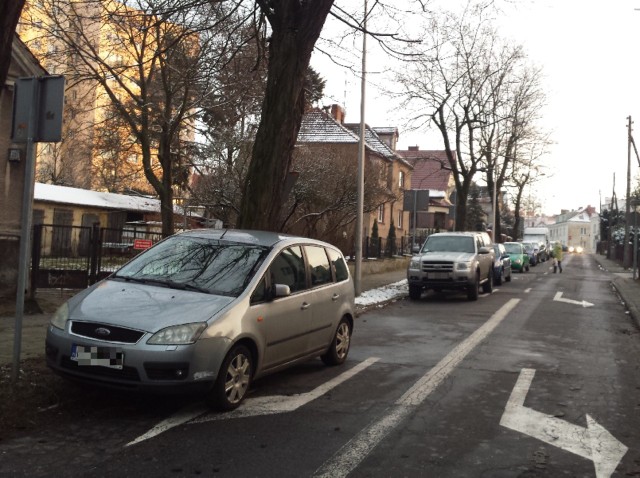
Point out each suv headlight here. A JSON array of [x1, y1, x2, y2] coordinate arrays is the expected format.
[[456, 262, 472, 271], [409, 258, 421, 270], [50, 303, 69, 330], [147, 323, 207, 345]]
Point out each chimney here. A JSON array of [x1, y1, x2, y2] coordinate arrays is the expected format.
[[408, 145, 420, 151], [330, 104, 345, 124]]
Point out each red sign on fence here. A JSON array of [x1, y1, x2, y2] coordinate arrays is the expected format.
[[133, 239, 153, 250]]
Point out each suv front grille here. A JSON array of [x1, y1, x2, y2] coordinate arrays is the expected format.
[[422, 261, 454, 273]]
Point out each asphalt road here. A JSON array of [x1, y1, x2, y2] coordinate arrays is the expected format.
[[1, 254, 639, 478]]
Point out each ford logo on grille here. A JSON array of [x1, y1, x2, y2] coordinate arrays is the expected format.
[[94, 327, 111, 337]]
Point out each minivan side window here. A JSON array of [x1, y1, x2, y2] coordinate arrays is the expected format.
[[304, 245, 332, 287], [327, 248, 349, 282], [270, 246, 307, 293]]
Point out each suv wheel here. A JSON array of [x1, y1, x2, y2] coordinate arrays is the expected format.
[[467, 272, 479, 301], [409, 284, 422, 300], [482, 269, 493, 294]]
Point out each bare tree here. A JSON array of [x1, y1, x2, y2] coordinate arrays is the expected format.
[[508, 139, 550, 239], [236, 0, 335, 231], [281, 144, 396, 249], [21, 0, 246, 236], [396, 5, 504, 230], [479, 59, 547, 240]]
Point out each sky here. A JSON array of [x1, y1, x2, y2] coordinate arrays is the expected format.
[[311, 0, 640, 216]]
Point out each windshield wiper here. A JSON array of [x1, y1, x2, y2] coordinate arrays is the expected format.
[[111, 275, 210, 294]]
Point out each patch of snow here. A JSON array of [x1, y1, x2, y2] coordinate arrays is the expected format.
[[355, 279, 408, 306]]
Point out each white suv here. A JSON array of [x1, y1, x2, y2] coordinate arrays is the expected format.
[[407, 232, 495, 301]]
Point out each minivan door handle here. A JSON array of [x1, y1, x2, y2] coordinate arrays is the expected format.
[[301, 302, 310, 310], [331, 294, 340, 301]]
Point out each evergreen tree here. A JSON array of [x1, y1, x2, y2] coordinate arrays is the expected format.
[[466, 186, 486, 231], [387, 217, 396, 256], [371, 219, 379, 256]]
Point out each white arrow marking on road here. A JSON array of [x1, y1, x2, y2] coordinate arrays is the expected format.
[[500, 368, 627, 478], [553, 291, 594, 308], [126, 357, 380, 447]]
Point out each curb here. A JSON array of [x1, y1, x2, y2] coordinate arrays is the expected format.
[[611, 278, 640, 330]]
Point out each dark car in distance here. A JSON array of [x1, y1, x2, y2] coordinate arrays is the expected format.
[[492, 243, 512, 285], [522, 242, 538, 267]]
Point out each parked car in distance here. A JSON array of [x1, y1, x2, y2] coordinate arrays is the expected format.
[[492, 243, 512, 285], [522, 242, 538, 266], [407, 231, 495, 301], [45, 229, 355, 411], [504, 242, 530, 273]]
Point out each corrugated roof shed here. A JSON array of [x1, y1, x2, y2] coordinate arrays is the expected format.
[[35, 182, 162, 212]]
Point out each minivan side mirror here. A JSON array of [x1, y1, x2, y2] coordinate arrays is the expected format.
[[273, 283, 291, 298]]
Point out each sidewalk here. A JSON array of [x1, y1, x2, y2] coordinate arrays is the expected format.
[[592, 253, 640, 329]]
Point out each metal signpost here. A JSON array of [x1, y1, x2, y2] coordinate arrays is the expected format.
[[10, 75, 65, 382]]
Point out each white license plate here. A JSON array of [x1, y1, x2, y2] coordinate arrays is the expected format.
[[428, 272, 449, 280], [71, 344, 124, 369]]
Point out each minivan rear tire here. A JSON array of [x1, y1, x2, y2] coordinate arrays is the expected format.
[[321, 318, 351, 366]]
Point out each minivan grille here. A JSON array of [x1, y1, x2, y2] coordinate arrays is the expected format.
[[421, 261, 454, 273], [71, 321, 145, 344]]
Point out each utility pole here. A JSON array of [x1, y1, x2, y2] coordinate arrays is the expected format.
[[624, 116, 632, 269], [354, 0, 367, 296]]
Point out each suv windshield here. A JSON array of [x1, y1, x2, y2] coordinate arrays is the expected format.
[[422, 236, 475, 253], [113, 236, 269, 297]]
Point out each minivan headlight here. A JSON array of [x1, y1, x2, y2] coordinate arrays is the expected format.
[[50, 303, 69, 330], [147, 323, 207, 345]]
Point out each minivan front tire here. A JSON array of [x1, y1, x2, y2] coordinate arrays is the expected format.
[[207, 344, 253, 411]]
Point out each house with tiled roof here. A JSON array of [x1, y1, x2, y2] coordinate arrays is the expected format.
[[296, 106, 412, 247], [548, 205, 600, 253], [396, 146, 456, 231]]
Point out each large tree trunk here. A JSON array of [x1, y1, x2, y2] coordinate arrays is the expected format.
[[0, 1, 26, 88], [237, 0, 334, 231]]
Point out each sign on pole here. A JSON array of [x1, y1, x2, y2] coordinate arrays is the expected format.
[[10, 75, 65, 383], [11, 75, 65, 143]]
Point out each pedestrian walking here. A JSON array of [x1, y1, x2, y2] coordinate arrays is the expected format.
[[552, 242, 563, 273]]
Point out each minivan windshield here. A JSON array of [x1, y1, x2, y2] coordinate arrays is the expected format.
[[422, 236, 474, 253], [113, 236, 269, 297]]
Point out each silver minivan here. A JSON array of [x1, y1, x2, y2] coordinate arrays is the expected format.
[[45, 229, 355, 410]]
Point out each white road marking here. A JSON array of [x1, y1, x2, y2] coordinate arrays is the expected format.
[[500, 368, 627, 478], [524, 288, 532, 293], [126, 357, 380, 447], [553, 291, 594, 308], [313, 298, 520, 477], [194, 356, 380, 422]]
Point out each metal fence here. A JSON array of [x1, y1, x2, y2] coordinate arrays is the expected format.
[[31, 224, 162, 291], [358, 229, 436, 259]]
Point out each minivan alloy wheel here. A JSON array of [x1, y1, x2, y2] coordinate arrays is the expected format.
[[322, 318, 351, 365], [208, 344, 253, 410]]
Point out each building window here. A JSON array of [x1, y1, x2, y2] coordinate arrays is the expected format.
[[399, 171, 405, 189], [397, 210, 403, 229], [378, 204, 384, 223]]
